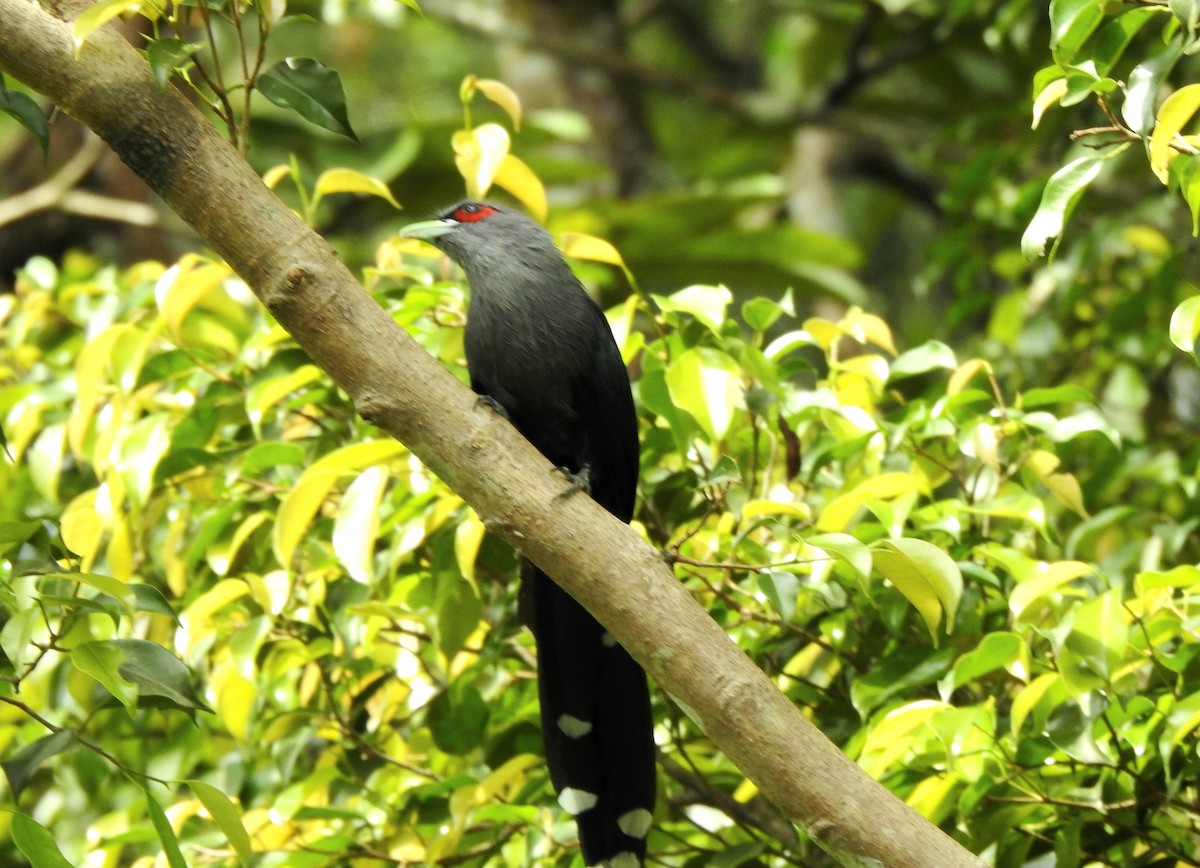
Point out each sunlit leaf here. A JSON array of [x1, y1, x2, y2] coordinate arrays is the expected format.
[[452, 123, 510, 199], [468, 76, 522, 129], [1169, 295, 1200, 352], [333, 465, 388, 584], [313, 168, 401, 210], [1009, 560, 1093, 621], [1150, 83, 1200, 182], [493, 154, 546, 222], [653, 284, 733, 333], [1022, 155, 1105, 259], [665, 346, 743, 440], [189, 780, 253, 865], [872, 538, 963, 644]]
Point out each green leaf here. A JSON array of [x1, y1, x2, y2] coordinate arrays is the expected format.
[[1169, 295, 1200, 352], [427, 682, 489, 755], [665, 347, 743, 440], [1091, 7, 1162, 75], [1019, 384, 1094, 407], [189, 780, 253, 866], [74, 639, 212, 715], [1050, 0, 1105, 65], [11, 811, 73, 868], [130, 583, 181, 623], [143, 788, 188, 868], [1122, 36, 1185, 134], [0, 85, 48, 155], [71, 640, 139, 714], [804, 532, 872, 585], [145, 37, 199, 88], [653, 284, 733, 333], [888, 340, 957, 380], [112, 638, 213, 713], [1, 732, 75, 800], [742, 292, 792, 333], [872, 538, 963, 645], [850, 646, 956, 716], [757, 571, 800, 621], [938, 632, 1028, 700], [257, 57, 358, 141], [1021, 155, 1105, 259]]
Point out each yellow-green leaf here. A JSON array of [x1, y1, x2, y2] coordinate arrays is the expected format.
[[274, 440, 406, 566], [817, 472, 927, 532], [313, 168, 401, 210], [188, 780, 253, 866], [493, 154, 546, 222], [1169, 295, 1200, 353], [664, 347, 743, 440], [452, 123, 510, 199], [1150, 84, 1200, 183], [73, 0, 153, 50], [560, 232, 627, 268], [454, 512, 487, 596], [1009, 560, 1093, 621], [947, 358, 993, 396], [473, 78, 522, 130], [333, 465, 388, 584], [155, 258, 232, 342], [872, 538, 963, 644], [211, 656, 256, 741], [1032, 76, 1068, 129], [246, 364, 323, 432]]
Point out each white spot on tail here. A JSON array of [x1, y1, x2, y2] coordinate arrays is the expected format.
[[617, 807, 653, 838], [558, 787, 598, 815], [605, 852, 640, 868], [557, 714, 592, 738], [601, 631, 617, 647]]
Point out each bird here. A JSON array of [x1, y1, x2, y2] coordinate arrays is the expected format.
[[398, 201, 655, 867]]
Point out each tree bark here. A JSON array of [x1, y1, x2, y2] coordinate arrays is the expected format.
[[0, 4, 985, 866]]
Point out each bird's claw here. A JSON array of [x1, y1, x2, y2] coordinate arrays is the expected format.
[[555, 463, 592, 499], [475, 394, 511, 421]]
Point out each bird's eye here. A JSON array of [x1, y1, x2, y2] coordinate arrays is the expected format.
[[451, 203, 498, 223]]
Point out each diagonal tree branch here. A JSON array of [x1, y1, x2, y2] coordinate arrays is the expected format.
[[0, 4, 983, 865]]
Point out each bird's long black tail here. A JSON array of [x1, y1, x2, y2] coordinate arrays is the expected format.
[[524, 561, 655, 867]]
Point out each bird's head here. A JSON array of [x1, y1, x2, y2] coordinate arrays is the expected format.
[[399, 201, 555, 267]]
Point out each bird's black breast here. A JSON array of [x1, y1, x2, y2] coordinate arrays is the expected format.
[[464, 287, 637, 520]]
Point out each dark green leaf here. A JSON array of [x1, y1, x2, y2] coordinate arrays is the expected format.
[[112, 638, 213, 713], [145, 38, 200, 88], [257, 57, 358, 141], [427, 683, 488, 755], [0, 84, 49, 155], [2, 732, 75, 799]]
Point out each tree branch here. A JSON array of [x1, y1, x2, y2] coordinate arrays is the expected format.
[[0, 5, 983, 865]]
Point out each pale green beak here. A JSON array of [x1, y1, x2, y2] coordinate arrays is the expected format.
[[397, 218, 455, 240]]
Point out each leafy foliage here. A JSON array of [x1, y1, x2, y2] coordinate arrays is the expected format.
[[2, 1, 1200, 866]]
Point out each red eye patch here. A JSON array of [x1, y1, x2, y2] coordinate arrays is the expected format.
[[451, 203, 499, 223]]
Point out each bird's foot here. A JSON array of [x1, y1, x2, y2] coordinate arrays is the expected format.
[[555, 463, 592, 499], [475, 394, 511, 421]]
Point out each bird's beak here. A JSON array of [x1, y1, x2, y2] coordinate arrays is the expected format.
[[397, 218, 456, 240]]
